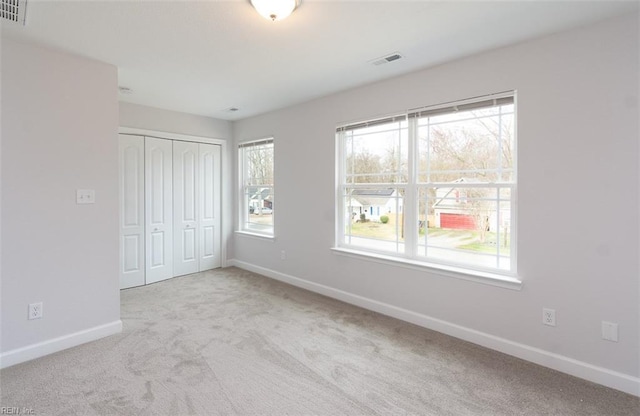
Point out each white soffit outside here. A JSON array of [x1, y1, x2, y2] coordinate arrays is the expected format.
[[1, 0, 637, 121]]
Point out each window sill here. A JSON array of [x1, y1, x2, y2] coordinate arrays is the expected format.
[[235, 230, 275, 241], [330, 247, 522, 291]]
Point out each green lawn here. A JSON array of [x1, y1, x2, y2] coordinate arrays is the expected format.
[[348, 221, 510, 255], [349, 221, 402, 240], [457, 237, 511, 255]]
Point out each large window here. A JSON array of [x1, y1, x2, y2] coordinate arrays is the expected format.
[[336, 92, 516, 276], [239, 138, 274, 236]]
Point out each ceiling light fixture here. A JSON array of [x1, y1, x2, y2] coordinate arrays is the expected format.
[[250, 0, 301, 21]]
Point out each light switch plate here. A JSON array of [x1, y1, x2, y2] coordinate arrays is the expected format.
[[602, 321, 618, 342], [76, 189, 95, 204]]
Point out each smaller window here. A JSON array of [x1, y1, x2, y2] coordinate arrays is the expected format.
[[239, 138, 274, 236]]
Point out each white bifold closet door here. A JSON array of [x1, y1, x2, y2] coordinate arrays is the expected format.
[[173, 141, 222, 276], [173, 141, 199, 276], [145, 137, 174, 284], [119, 135, 221, 289], [118, 135, 145, 289], [198, 143, 222, 270]]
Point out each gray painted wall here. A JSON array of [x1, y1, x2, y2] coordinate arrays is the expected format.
[[232, 15, 640, 379], [119, 102, 232, 140], [1, 40, 120, 352]]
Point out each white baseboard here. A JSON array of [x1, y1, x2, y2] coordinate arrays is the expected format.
[[0, 320, 123, 369], [228, 259, 640, 397]]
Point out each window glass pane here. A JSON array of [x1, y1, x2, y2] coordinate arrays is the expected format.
[[496, 187, 513, 270], [418, 104, 514, 183], [244, 186, 273, 230], [343, 187, 405, 253], [244, 142, 274, 186], [241, 140, 274, 234], [345, 120, 408, 184], [499, 112, 516, 183], [417, 186, 511, 271]]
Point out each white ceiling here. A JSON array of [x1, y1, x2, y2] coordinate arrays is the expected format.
[[2, 0, 637, 121]]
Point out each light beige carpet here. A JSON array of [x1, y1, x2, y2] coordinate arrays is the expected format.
[[1, 267, 638, 415]]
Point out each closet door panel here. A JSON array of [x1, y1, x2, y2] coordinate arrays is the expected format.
[[145, 137, 173, 284], [123, 235, 141, 271], [199, 143, 221, 270], [119, 135, 145, 289], [173, 141, 200, 277], [202, 227, 214, 258]]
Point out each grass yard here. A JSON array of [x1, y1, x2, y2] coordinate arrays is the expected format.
[[348, 213, 404, 240], [457, 234, 511, 255], [349, 220, 403, 240], [348, 216, 510, 255]]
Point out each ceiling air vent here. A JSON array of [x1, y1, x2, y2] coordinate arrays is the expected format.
[[370, 52, 403, 66], [1, 0, 27, 25]]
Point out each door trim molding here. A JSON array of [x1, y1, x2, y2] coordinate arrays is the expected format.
[[119, 127, 226, 146]]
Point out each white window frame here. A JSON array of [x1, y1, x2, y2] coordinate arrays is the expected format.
[[334, 92, 520, 289], [238, 138, 275, 238]]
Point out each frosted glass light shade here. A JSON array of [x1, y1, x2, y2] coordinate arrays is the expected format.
[[250, 0, 300, 21]]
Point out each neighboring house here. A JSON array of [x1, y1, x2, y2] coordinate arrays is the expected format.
[[432, 178, 478, 230], [432, 178, 509, 232], [248, 187, 273, 210], [350, 189, 403, 220], [345, 197, 363, 216]]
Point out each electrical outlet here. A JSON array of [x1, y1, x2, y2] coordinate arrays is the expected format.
[[28, 302, 43, 320], [76, 189, 95, 204], [542, 308, 556, 326], [280, 250, 286, 260]]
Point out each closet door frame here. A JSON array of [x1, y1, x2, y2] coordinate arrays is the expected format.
[[119, 127, 229, 270]]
